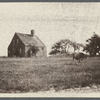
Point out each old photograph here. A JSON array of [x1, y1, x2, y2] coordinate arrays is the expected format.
[[0, 2, 100, 97]]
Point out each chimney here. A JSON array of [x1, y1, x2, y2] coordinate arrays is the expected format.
[[31, 30, 35, 37]]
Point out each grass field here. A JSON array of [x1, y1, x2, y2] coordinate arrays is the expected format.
[[0, 56, 100, 93]]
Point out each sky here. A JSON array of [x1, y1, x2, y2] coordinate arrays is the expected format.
[[0, 3, 100, 56]]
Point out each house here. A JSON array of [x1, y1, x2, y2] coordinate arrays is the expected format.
[[8, 30, 47, 57]]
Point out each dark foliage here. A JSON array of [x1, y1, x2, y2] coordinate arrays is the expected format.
[[49, 39, 84, 55], [83, 33, 100, 56]]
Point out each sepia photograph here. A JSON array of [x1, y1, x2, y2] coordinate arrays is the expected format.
[[0, 2, 100, 97]]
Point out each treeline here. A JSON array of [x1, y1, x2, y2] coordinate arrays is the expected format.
[[49, 39, 84, 55], [83, 33, 100, 56], [49, 33, 100, 57]]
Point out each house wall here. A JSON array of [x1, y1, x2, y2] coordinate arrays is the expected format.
[[36, 47, 44, 57], [25, 46, 31, 57], [8, 34, 25, 57], [25, 46, 47, 57], [39, 47, 47, 57]]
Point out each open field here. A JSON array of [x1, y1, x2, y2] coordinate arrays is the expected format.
[[0, 56, 100, 93]]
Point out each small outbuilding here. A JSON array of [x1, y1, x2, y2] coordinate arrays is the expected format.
[[8, 30, 47, 57]]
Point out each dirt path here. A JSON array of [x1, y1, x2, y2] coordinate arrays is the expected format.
[[0, 86, 100, 97]]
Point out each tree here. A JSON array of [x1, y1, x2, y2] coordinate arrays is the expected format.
[[49, 41, 62, 55], [70, 42, 80, 53], [49, 38, 85, 55], [49, 39, 84, 55], [60, 39, 71, 54], [83, 33, 100, 56], [69, 41, 84, 53], [49, 39, 72, 55]]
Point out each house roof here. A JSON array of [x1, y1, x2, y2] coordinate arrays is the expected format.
[[15, 33, 45, 47]]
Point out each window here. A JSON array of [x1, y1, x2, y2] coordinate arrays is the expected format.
[[17, 39, 18, 44], [8, 50, 10, 54], [30, 50, 32, 54], [20, 48, 22, 54], [13, 40, 15, 43], [42, 47, 44, 50]]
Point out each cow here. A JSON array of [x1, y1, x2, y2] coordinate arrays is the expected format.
[[73, 52, 87, 62]]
